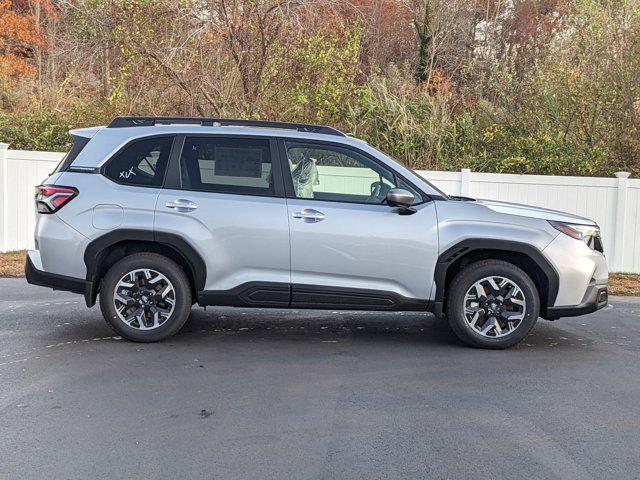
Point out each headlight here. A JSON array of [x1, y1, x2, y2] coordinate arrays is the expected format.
[[549, 221, 603, 252]]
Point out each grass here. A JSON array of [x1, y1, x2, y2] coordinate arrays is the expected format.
[[608, 273, 640, 296], [1, 250, 639, 296], [0, 250, 27, 277]]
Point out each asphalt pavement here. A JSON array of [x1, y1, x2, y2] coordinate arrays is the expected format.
[[1, 277, 639, 480]]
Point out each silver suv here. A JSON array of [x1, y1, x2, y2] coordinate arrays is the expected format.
[[25, 117, 609, 348]]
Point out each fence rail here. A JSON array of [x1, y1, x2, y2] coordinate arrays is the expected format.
[[1, 145, 638, 272]]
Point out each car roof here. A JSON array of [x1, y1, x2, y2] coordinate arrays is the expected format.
[[65, 117, 445, 200], [69, 124, 371, 169]]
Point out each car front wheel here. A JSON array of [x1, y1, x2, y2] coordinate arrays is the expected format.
[[445, 260, 540, 349]]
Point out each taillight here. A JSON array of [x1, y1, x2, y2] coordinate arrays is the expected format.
[[35, 185, 78, 214]]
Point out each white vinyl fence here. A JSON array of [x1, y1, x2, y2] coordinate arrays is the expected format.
[[0, 144, 64, 253], [1, 143, 638, 272]]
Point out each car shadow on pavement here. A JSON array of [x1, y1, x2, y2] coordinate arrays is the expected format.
[[164, 307, 596, 351], [173, 308, 455, 346], [42, 306, 598, 352]]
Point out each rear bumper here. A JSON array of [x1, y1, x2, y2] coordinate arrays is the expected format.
[[543, 284, 608, 319], [25, 251, 90, 298]]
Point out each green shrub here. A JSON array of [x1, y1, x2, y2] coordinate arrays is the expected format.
[[0, 102, 118, 151], [345, 76, 456, 170], [0, 111, 73, 151], [344, 79, 610, 176], [461, 124, 615, 176]]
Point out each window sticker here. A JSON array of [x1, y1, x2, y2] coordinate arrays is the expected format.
[[119, 166, 137, 179], [214, 147, 263, 178]]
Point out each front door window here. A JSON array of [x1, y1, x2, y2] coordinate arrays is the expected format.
[[284, 141, 422, 204]]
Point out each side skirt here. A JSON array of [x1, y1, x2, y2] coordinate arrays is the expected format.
[[197, 282, 430, 312], [197, 282, 290, 308]]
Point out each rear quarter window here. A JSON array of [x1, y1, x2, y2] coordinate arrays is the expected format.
[[103, 136, 173, 187], [53, 135, 91, 173]]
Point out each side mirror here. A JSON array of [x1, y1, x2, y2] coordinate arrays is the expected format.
[[386, 188, 416, 215], [387, 188, 414, 208]]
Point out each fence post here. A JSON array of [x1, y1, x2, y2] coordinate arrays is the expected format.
[[613, 171, 631, 272], [0, 143, 9, 252], [460, 168, 471, 196]]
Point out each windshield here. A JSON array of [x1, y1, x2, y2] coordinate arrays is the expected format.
[[385, 153, 450, 199], [413, 171, 449, 199], [365, 143, 449, 199], [361, 144, 450, 199]]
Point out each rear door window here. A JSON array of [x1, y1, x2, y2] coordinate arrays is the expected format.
[[104, 136, 173, 187], [180, 137, 274, 196]]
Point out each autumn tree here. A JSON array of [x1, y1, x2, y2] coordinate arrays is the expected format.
[[0, 0, 47, 80], [1, 0, 639, 177]]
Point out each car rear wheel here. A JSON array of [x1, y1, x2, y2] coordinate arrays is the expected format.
[[445, 260, 540, 349], [99, 253, 192, 342]]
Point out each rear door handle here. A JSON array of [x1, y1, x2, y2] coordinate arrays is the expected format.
[[165, 199, 198, 212], [292, 208, 325, 222]]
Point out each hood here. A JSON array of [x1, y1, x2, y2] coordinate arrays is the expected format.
[[472, 198, 597, 225]]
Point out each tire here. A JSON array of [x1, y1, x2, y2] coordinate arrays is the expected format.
[[99, 253, 192, 342], [445, 259, 539, 349]]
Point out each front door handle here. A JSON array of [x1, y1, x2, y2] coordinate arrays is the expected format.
[[165, 199, 198, 212], [292, 208, 326, 223]]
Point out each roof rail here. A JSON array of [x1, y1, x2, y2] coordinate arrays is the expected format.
[[107, 116, 346, 137]]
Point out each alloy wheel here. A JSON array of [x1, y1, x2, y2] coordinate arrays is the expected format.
[[463, 276, 526, 338], [112, 269, 176, 330]]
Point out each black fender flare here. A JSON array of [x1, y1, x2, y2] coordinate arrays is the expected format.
[[83, 229, 207, 307], [432, 239, 559, 316]]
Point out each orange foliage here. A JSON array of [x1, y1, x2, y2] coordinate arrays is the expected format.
[[299, 0, 415, 62], [0, 0, 47, 80], [419, 68, 451, 99]]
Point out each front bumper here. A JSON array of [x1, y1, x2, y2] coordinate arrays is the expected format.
[[543, 284, 608, 319], [25, 250, 90, 297]]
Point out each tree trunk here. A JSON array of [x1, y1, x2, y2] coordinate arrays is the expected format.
[[415, 0, 433, 84]]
